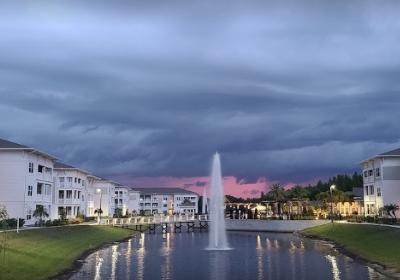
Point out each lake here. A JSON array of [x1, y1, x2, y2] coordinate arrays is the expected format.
[[69, 230, 390, 280]]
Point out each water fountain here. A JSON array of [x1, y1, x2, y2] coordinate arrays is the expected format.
[[207, 152, 229, 250]]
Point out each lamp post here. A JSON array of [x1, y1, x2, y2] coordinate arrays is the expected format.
[[330, 185, 335, 223], [97, 189, 102, 224]]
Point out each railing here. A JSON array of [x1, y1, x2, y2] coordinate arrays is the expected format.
[[99, 214, 210, 226]]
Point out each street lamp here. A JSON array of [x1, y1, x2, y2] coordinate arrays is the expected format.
[[97, 188, 102, 224], [330, 185, 335, 223]]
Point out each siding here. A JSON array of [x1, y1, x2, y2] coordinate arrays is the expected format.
[[382, 166, 400, 180]]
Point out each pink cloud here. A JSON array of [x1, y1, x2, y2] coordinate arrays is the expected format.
[[108, 175, 321, 199]]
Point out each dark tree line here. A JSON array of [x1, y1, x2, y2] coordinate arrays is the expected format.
[[225, 172, 363, 203]]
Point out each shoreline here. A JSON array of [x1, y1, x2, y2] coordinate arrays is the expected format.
[[48, 231, 140, 280], [296, 232, 400, 280]]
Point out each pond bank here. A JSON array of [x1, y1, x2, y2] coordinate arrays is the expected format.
[[225, 219, 331, 232]]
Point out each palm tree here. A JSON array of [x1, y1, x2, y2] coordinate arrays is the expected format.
[[33, 205, 49, 226], [94, 208, 103, 222], [387, 204, 399, 220], [267, 183, 286, 216]]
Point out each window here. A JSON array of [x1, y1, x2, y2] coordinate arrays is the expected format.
[[377, 187, 381, 197], [369, 185, 374, 195], [26, 209, 32, 220], [368, 169, 373, 176], [29, 162, 34, 173], [66, 190, 72, 199], [38, 165, 44, 173], [37, 183, 43, 195], [375, 168, 380, 177], [163, 204, 168, 207], [59, 177, 65, 187], [364, 171, 368, 177], [28, 185, 33, 196], [82, 195, 85, 201], [44, 184, 51, 195], [365, 186, 369, 195]]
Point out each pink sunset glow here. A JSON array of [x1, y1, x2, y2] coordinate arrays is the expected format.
[[108, 175, 321, 199]]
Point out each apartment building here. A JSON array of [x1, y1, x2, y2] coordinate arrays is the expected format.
[[359, 147, 400, 215], [53, 162, 100, 219], [0, 138, 58, 225], [93, 178, 117, 218], [135, 188, 199, 215]]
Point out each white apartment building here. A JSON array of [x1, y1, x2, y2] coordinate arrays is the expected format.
[[93, 178, 117, 218], [135, 188, 199, 215], [114, 185, 130, 216], [53, 162, 100, 219], [0, 138, 58, 226], [128, 189, 141, 215], [359, 147, 400, 216]]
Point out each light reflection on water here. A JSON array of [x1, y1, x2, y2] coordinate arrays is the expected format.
[[69, 231, 391, 280]]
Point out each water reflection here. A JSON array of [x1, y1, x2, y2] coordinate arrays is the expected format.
[[69, 231, 391, 280], [326, 255, 341, 280], [137, 233, 146, 280], [160, 233, 172, 280]]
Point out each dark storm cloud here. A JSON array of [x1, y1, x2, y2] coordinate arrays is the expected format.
[[1, 0, 400, 186]]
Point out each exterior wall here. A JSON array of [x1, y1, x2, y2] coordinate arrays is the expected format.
[[53, 168, 90, 220], [173, 194, 198, 214], [114, 186, 129, 216], [361, 157, 400, 215], [128, 190, 140, 215], [0, 150, 55, 225], [93, 180, 116, 217], [139, 194, 170, 215]]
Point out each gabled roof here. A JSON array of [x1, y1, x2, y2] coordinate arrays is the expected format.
[[54, 162, 100, 178], [0, 138, 29, 149], [379, 148, 400, 156], [0, 138, 59, 160], [134, 187, 198, 196], [358, 147, 400, 164]]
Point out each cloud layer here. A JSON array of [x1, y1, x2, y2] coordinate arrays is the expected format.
[[1, 1, 400, 197]]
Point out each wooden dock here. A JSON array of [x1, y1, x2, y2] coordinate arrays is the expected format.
[[99, 214, 210, 233]]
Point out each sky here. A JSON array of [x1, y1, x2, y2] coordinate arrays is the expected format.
[[1, 1, 400, 198]]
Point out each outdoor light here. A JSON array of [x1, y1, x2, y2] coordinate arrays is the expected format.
[[97, 188, 102, 224], [330, 185, 335, 223]]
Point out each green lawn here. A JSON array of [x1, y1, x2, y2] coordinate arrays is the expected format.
[[301, 223, 400, 273], [0, 225, 136, 280]]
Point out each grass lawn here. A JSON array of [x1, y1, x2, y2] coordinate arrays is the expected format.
[[0, 225, 136, 280], [301, 223, 400, 274]]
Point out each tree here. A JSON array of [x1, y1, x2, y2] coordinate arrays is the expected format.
[[33, 205, 49, 226], [267, 183, 287, 216], [267, 183, 286, 201], [94, 208, 103, 217], [386, 204, 399, 219]]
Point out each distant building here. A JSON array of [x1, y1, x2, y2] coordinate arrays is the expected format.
[[135, 188, 199, 215], [359, 148, 400, 215], [0, 138, 58, 225]]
